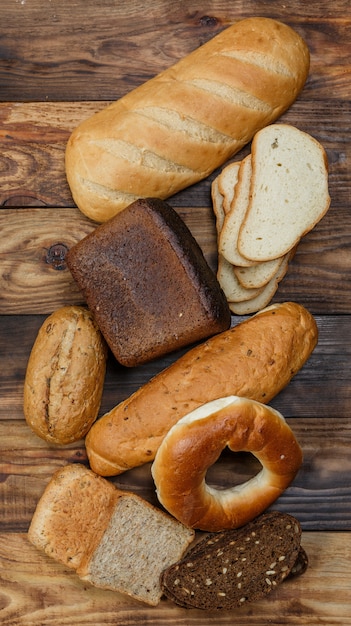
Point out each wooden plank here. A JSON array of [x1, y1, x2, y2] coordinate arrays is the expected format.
[[1, 0, 350, 622], [0, 313, 350, 420], [0, 531, 350, 625], [1, 99, 350, 209], [1, 199, 351, 313], [0, 0, 350, 101], [1, 416, 350, 532]]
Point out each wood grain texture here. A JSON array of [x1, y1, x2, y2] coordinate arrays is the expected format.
[[1, 532, 350, 626], [0, 0, 350, 623]]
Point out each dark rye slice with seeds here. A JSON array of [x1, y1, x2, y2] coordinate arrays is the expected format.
[[161, 511, 303, 610]]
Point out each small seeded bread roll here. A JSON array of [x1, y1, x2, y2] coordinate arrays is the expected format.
[[23, 306, 107, 444]]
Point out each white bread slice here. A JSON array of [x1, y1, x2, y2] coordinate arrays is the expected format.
[[237, 124, 330, 262], [217, 161, 240, 215], [28, 464, 195, 606], [228, 248, 292, 314], [219, 155, 256, 267], [217, 254, 263, 302], [211, 162, 240, 236], [234, 253, 288, 289], [211, 176, 226, 235]]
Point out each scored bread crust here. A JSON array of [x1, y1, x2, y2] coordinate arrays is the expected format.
[[151, 396, 302, 531], [65, 17, 310, 222], [23, 306, 108, 444], [85, 302, 318, 476]]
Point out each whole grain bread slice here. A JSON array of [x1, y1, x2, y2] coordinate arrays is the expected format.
[[237, 124, 330, 262], [28, 464, 195, 606], [161, 511, 302, 610]]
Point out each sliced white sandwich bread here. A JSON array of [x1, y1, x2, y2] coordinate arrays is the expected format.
[[28, 464, 195, 606], [211, 161, 240, 236], [219, 155, 256, 267], [217, 161, 241, 215], [237, 123, 330, 262], [233, 253, 288, 289], [228, 249, 293, 315], [217, 254, 264, 303], [211, 123, 330, 313]]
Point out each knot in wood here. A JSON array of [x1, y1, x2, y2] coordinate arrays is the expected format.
[[46, 243, 68, 270], [199, 15, 219, 28]]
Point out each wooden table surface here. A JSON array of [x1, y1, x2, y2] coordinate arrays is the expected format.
[[1, 1, 350, 624]]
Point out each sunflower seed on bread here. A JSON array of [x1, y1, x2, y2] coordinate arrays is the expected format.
[[161, 511, 304, 610]]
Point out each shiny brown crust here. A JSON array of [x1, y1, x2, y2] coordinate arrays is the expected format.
[[85, 302, 317, 476], [65, 18, 310, 222], [23, 306, 108, 444], [151, 396, 302, 531]]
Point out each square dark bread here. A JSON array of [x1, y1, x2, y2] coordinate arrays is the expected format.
[[67, 198, 230, 367], [161, 511, 305, 610]]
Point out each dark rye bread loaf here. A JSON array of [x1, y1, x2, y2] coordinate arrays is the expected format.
[[67, 198, 230, 366], [161, 511, 304, 610]]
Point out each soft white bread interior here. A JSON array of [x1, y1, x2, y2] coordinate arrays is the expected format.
[[65, 18, 310, 222], [211, 124, 330, 312], [219, 155, 256, 267], [217, 253, 264, 302], [237, 123, 331, 261], [28, 464, 195, 606]]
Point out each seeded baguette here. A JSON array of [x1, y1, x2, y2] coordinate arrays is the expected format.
[[66, 17, 309, 222], [85, 302, 317, 476]]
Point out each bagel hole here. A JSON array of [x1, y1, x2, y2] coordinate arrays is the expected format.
[[205, 449, 263, 490]]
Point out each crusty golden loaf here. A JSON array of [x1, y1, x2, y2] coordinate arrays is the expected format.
[[85, 302, 318, 476], [65, 17, 310, 222]]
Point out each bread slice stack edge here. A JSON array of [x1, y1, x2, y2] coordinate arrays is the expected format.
[[212, 123, 330, 314]]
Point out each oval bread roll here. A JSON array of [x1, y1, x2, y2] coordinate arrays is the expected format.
[[85, 302, 317, 476], [65, 17, 310, 222], [23, 306, 108, 444]]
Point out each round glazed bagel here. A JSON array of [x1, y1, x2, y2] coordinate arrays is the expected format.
[[151, 396, 302, 531]]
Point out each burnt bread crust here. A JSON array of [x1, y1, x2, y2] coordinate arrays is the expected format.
[[161, 511, 303, 610], [67, 198, 230, 367]]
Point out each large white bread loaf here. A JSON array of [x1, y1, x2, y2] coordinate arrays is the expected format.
[[65, 17, 310, 222]]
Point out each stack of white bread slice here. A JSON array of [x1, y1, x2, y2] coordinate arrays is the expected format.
[[212, 124, 330, 314]]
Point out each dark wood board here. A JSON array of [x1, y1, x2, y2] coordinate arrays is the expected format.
[[0, 1, 350, 624]]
